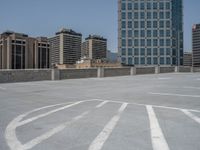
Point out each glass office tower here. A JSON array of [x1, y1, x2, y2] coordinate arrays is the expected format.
[[118, 0, 183, 66]]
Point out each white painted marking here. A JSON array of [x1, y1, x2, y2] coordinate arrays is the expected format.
[[158, 77, 171, 80], [146, 105, 170, 150], [93, 99, 200, 113], [149, 92, 200, 98], [5, 100, 97, 150], [182, 109, 200, 124], [22, 111, 89, 150], [5, 102, 75, 150], [96, 101, 108, 108], [184, 86, 200, 90], [0, 86, 6, 90], [17, 101, 83, 127], [88, 103, 128, 150]]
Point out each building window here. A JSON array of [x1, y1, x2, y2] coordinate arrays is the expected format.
[[128, 48, 132, 55], [147, 57, 151, 65], [147, 48, 152, 56], [128, 3, 132, 10], [147, 30, 151, 37], [140, 39, 145, 47], [153, 57, 158, 65], [122, 30, 126, 38], [122, 3, 126, 10], [121, 48, 126, 56], [160, 57, 165, 65], [128, 30, 132, 37], [141, 57, 145, 65], [153, 48, 158, 56], [141, 30, 145, 37], [134, 48, 139, 56], [128, 57, 132, 65], [153, 39, 158, 46], [122, 12, 126, 19], [160, 48, 165, 56], [128, 39, 132, 47], [128, 21, 132, 28], [128, 12, 132, 19], [140, 48, 145, 56], [147, 39, 151, 46], [135, 57, 139, 65]]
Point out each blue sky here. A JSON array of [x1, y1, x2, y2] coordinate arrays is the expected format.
[[0, 0, 199, 52]]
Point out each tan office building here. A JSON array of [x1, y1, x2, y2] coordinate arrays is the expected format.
[[0, 31, 50, 69], [81, 35, 107, 60], [183, 52, 192, 66], [192, 24, 200, 67], [49, 28, 82, 65]]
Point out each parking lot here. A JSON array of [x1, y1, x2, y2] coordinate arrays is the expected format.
[[0, 73, 200, 150]]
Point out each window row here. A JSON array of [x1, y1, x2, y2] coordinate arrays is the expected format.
[[121, 2, 171, 11], [121, 48, 172, 56], [121, 57, 172, 65], [121, 30, 171, 38], [121, 39, 172, 47], [121, 20, 171, 29], [121, 11, 171, 20]]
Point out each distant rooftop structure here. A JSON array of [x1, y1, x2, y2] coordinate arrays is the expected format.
[[55, 28, 82, 36], [85, 35, 107, 41], [0, 31, 28, 37]]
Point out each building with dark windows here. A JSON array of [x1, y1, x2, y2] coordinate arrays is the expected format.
[[0, 31, 50, 69], [49, 28, 82, 65], [34, 37, 50, 69], [192, 24, 200, 67], [118, 0, 183, 66], [81, 35, 107, 60], [183, 52, 192, 67]]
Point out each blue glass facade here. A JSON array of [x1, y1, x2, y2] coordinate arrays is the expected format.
[[118, 0, 183, 66]]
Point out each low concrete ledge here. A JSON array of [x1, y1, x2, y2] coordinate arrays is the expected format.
[[0, 69, 51, 83], [0, 66, 198, 83], [104, 67, 131, 77], [60, 68, 98, 80], [136, 67, 155, 75]]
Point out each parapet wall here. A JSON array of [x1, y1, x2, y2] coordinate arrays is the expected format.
[[104, 68, 130, 77], [60, 68, 98, 79], [0, 69, 51, 83], [0, 66, 199, 83]]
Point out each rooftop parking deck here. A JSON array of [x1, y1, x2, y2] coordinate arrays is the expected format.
[[0, 73, 200, 150]]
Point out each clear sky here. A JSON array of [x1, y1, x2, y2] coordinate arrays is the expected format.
[[0, 0, 200, 52]]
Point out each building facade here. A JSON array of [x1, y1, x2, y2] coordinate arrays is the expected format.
[[81, 35, 107, 60], [183, 52, 192, 66], [49, 28, 82, 65], [192, 24, 200, 67], [0, 31, 50, 69], [118, 0, 183, 66]]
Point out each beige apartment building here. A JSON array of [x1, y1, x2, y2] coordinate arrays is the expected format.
[[81, 35, 107, 60], [192, 24, 200, 67], [0, 31, 50, 69], [49, 28, 82, 65]]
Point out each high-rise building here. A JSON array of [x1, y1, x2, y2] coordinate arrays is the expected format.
[[118, 0, 183, 66], [0, 31, 50, 69], [183, 52, 192, 67], [81, 35, 107, 60], [49, 28, 82, 65], [192, 24, 200, 67]]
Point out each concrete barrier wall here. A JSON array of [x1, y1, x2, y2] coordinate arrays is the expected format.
[[104, 68, 131, 77], [179, 67, 191, 72], [60, 68, 98, 79], [193, 67, 200, 72], [136, 67, 155, 75], [0, 69, 51, 83], [160, 67, 175, 73]]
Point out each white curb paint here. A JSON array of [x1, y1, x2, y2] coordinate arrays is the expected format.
[[146, 105, 170, 150], [88, 103, 128, 150], [182, 109, 200, 124]]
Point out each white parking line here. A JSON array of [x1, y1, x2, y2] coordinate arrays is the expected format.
[[149, 92, 200, 98], [96, 101, 108, 108], [184, 86, 200, 90], [146, 105, 170, 150], [182, 110, 200, 124], [88, 103, 128, 150], [5, 100, 99, 150], [22, 111, 89, 150], [17, 101, 83, 127], [158, 78, 171, 80], [0, 86, 6, 90]]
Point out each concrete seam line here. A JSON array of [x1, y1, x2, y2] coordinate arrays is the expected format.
[[181, 109, 200, 124], [146, 105, 170, 150], [88, 103, 128, 150]]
